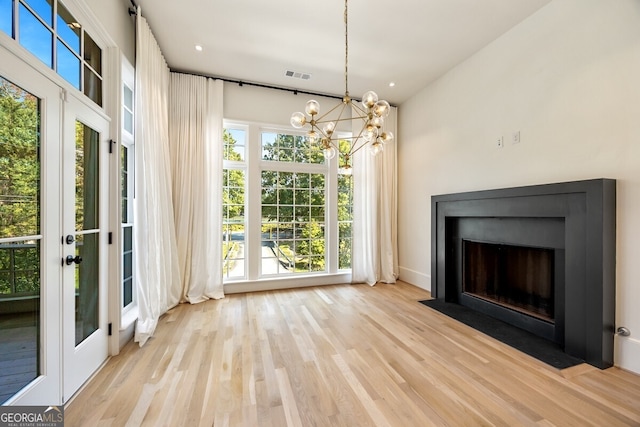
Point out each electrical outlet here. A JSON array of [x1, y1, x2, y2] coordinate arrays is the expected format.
[[512, 131, 521, 144], [497, 136, 504, 148]]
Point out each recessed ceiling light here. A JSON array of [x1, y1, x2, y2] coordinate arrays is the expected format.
[[195, 45, 203, 52], [389, 82, 396, 87]]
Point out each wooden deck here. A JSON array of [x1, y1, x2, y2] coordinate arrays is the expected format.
[[0, 312, 38, 403], [65, 281, 640, 426]]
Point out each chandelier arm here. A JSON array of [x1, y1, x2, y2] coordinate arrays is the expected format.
[[345, 126, 369, 157], [309, 123, 328, 141], [313, 100, 349, 125], [349, 138, 375, 157], [351, 102, 370, 116]]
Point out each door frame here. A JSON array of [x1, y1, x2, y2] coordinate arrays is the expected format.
[[1, 36, 117, 405], [0, 40, 63, 406]]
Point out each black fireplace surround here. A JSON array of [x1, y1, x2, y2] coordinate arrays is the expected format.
[[431, 179, 616, 368]]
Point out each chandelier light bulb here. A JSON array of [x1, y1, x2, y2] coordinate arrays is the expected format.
[[322, 122, 336, 136], [307, 130, 318, 143], [380, 131, 394, 144], [339, 164, 353, 175], [362, 91, 378, 109], [370, 141, 383, 156], [371, 116, 384, 129], [324, 146, 337, 160], [291, 112, 306, 128], [373, 100, 390, 118], [364, 124, 379, 142], [305, 100, 320, 116]]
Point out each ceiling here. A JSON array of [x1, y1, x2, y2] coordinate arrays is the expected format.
[[135, 0, 552, 105]]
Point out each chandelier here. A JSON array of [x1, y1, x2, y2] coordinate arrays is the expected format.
[[290, 0, 393, 173]]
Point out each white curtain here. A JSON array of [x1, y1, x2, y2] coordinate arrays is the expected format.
[[169, 74, 225, 303], [352, 106, 399, 285], [134, 10, 181, 346]]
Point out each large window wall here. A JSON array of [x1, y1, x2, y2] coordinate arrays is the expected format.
[[222, 122, 352, 286]]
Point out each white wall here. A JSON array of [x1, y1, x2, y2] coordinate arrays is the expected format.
[[398, 0, 640, 373], [224, 83, 349, 129], [84, 0, 135, 63]]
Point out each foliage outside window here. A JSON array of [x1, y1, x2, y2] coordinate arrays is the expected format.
[[222, 128, 246, 279], [0, 77, 40, 297], [338, 172, 353, 270]]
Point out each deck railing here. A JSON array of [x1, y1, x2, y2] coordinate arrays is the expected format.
[[0, 242, 39, 299]]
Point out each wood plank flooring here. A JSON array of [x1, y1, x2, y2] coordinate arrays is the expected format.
[[65, 281, 640, 426], [0, 312, 38, 404]]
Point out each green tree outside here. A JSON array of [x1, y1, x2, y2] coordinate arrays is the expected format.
[[0, 78, 40, 295]]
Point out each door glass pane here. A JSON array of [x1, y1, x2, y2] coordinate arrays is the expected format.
[[123, 85, 133, 134], [75, 121, 99, 231], [75, 233, 98, 345], [74, 121, 99, 345], [83, 66, 102, 106], [122, 225, 132, 307], [23, 0, 52, 27], [121, 145, 128, 222], [83, 32, 101, 75], [0, 76, 41, 403], [18, 3, 53, 68], [56, 1, 80, 54], [0, 0, 12, 36], [56, 38, 80, 89]]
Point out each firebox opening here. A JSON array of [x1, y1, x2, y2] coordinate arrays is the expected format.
[[462, 240, 555, 324]]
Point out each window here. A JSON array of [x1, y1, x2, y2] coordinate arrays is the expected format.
[[338, 172, 353, 269], [222, 123, 352, 285], [121, 58, 135, 310], [3, 0, 103, 105], [222, 127, 246, 280], [260, 170, 326, 274], [0, 0, 12, 36]]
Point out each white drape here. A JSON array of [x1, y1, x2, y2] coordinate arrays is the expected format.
[[134, 10, 181, 346], [169, 74, 225, 303], [352, 106, 399, 285]]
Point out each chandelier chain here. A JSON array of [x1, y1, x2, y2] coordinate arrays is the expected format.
[[344, 0, 349, 96], [290, 0, 394, 169]]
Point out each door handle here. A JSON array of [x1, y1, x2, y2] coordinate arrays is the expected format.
[[65, 255, 83, 265]]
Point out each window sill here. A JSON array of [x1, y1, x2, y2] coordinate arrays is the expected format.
[[120, 305, 138, 331], [223, 272, 352, 294]]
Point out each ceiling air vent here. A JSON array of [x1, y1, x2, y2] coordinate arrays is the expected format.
[[285, 70, 311, 80]]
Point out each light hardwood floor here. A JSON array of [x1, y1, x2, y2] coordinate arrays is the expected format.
[[65, 281, 640, 426]]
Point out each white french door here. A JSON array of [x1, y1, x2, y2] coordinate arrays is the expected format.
[[1, 45, 109, 405], [0, 43, 63, 406], [61, 93, 109, 401]]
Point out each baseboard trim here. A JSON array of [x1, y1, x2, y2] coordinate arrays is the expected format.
[[398, 267, 430, 291], [616, 336, 640, 375]]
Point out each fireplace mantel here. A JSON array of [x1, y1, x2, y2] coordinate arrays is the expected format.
[[431, 179, 616, 368]]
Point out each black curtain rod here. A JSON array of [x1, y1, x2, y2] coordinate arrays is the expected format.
[[128, 0, 138, 16], [170, 69, 347, 102]]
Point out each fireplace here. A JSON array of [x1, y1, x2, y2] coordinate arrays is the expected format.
[[431, 179, 616, 368], [463, 241, 554, 323]]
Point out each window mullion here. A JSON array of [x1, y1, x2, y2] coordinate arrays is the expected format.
[[246, 124, 262, 280]]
